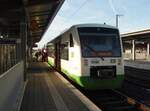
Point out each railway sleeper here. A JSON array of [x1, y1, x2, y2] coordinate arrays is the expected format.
[[94, 96, 124, 103], [124, 78, 150, 88], [106, 105, 141, 111], [105, 101, 132, 107], [125, 75, 150, 83], [102, 98, 127, 105]]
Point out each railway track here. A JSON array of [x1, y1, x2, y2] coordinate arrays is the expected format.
[[63, 76, 149, 111], [81, 89, 146, 111], [120, 79, 150, 109], [125, 66, 150, 89], [54, 68, 150, 111]]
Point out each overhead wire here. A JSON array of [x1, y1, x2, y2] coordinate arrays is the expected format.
[[65, 0, 90, 21], [43, 0, 90, 44]]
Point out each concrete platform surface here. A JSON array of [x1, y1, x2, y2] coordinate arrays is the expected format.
[[20, 62, 101, 111], [124, 60, 150, 70]]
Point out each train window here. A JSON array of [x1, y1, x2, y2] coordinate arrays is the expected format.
[[70, 34, 74, 47], [78, 28, 121, 57], [47, 43, 55, 58], [60, 42, 69, 60], [79, 34, 121, 57]]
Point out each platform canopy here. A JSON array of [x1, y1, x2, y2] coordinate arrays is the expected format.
[[121, 29, 150, 42], [0, 0, 64, 45]]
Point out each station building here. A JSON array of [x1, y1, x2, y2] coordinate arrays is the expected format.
[[121, 29, 150, 60], [0, 0, 64, 111]]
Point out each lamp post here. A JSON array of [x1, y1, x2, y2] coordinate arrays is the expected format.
[[116, 14, 123, 28]]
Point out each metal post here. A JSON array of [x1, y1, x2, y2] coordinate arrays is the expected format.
[[20, 21, 28, 81], [16, 39, 21, 62], [147, 43, 150, 59], [116, 14, 123, 28], [116, 15, 118, 28], [132, 40, 136, 60]]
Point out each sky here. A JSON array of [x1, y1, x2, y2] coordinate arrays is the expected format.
[[38, 0, 150, 48]]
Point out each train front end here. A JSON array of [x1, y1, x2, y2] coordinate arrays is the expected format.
[[78, 26, 124, 89]]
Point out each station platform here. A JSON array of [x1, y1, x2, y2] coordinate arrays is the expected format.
[[124, 60, 150, 70], [19, 62, 101, 111]]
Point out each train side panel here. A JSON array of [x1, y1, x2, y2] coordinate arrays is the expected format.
[[47, 43, 55, 67], [48, 57, 55, 66], [60, 28, 82, 82]]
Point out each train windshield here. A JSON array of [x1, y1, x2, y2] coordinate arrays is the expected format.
[[78, 27, 121, 57]]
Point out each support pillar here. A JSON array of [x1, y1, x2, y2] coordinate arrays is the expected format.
[[132, 40, 136, 60], [147, 43, 150, 59], [16, 39, 21, 62], [20, 21, 28, 81]]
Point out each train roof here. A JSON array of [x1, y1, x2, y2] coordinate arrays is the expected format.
[[47, 23, 118, 44], [71, 23, 118, 29]]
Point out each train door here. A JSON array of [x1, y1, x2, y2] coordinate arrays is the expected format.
[[55, 42, 61, 70]]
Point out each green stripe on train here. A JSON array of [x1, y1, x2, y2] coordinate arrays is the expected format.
[[61, 68, 124, 89], [48, 59, 124, 89], [48, 59, 54, 66]]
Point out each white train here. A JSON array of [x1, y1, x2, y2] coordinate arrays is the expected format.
[[47, 23, 124, 89]]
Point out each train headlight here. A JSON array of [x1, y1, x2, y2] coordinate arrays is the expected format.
[[110, 59, 116, 63], [118, 59, 122, 65]]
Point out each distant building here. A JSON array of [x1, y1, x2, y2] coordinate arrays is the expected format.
[[121, 29, 150, 60]]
